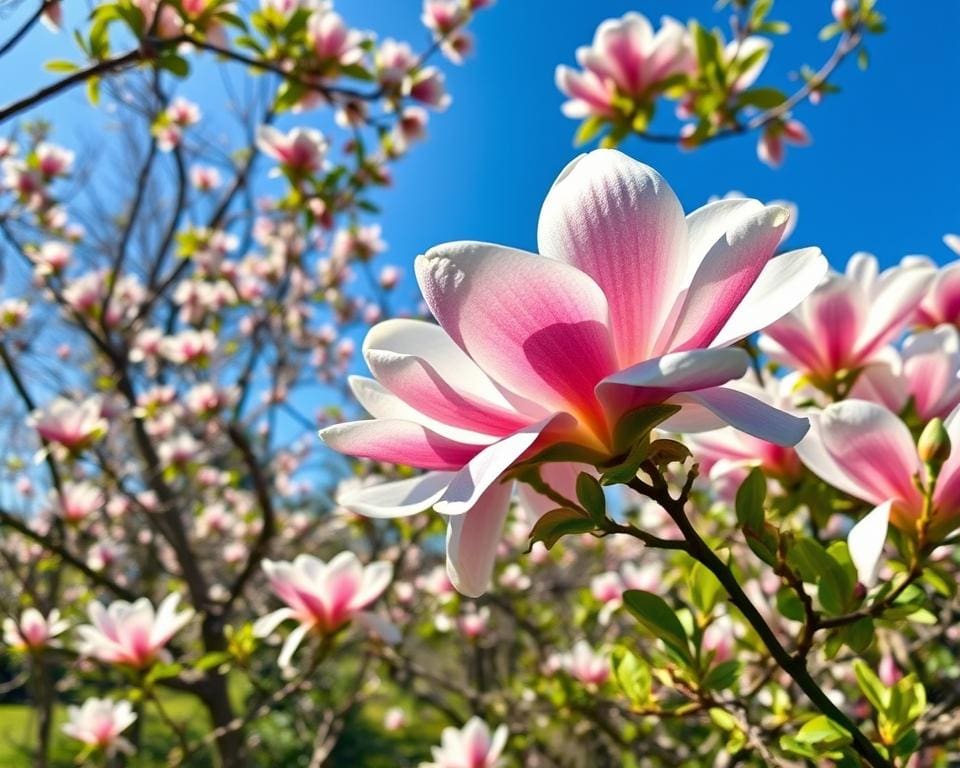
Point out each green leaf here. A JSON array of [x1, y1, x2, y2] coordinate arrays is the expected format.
[[702, 660, 741, 691], [195, 651, 233, 671], [853, 659, 889, 712], [576, 473, 606, 525], [612, 403, 681, 454], [574, 115, 606, 146], [735, 467, 766, 530], [795, 715, 852, 747], [858, 48, 870, 70], [738, 87, 787, 109], [612, 648, 652, 705], [689, 561, 723, 615], [158, 55, 190, 78], [622, 590, 691, 664], [819, 22, 842, 41], [600, 438, 650, 485], [527, 508, 596, 551], [44, 60, 81, 73], [837, 617, 875, 654], [86, 76, 101, 107]]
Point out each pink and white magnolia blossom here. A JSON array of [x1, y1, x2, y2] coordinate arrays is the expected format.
[[760, 252, 934, 386], [29, 396, 107, 451], [852, 325, 960, 421], [2, 608, 69, 651], [76, 593, 194, 668], [323, 149, 827, 596], [422, 716, 508, 768], [796, 400, 960, 585], [307, 10, 364, 68], [253, 552, 393, 667], [62, 698, 137, 756], [757, 118, 812, 168], [35, 142, 74, 177], [911, 249, 960, 328], [190, 164, 222, 191], [562, 639, 609, 686], [40, 1, 63, 31], [57, 481, 105, 524], [557, 13, 693, 119], [406, 67, 452, 110], [256, 126, 328, 175]]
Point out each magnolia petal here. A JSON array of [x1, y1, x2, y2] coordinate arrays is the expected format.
[[416, 241, 616, 420], [676, 386, 810, 446], [668, 205, 790, 351], [337, 472, 455, 518], [252, 608, 296, 638], [848, 500, 893, 587], [710, 247, 829, 348], [537, 149, 687, 365], [818, 400, 922, 505], [277, 622, 311, 668], [444, 479, 514, 597], [435, 416, 572, 517], [319, 419, 485, 471]]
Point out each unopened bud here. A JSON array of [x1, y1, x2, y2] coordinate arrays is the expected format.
[[918, 418, 952, 472]]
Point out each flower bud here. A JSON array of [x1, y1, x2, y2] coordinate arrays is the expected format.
[[918, 417, 951, 472]]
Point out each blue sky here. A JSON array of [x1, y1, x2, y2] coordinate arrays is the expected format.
[[3, 0, 958, 279]]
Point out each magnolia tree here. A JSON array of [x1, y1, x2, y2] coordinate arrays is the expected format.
[[2, 1, 960, 767]]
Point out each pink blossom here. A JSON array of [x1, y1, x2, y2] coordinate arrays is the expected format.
[[40, 1, 63, 31], [62, 698, 137, 755], [58, 481, 105, 524], [160, 329, 217, 365], [256, 126, 328, 174], [324, 150, 827, 596], [406, 67, 452, 110], [253, 552, 393, 667], [307, 11, 364, 67], [912, 250, 960, 328], [376, 39, 418, 89], [557, 13, 693, 118], [30, 240, 71, 276], [2, 608, 69, 651], [422, 0, 466, 36], [35, 142, 74, 177], [76, 593, 194, 668], [761, 252, 934, 385], [391, 106, 430, 154], [853, 325, 960, 421], [879, 653, 902, 687], [190, 164, 222, 191], [757, 119, 812, 168], [29, 396, 108, 450], [331, 225, 386, 263], [832, 0, 856, 23], [0, 298, 28, 329], [562, 640, 609, 686], [590, 571, 624, 603], [457, 605, 489, 639], [423, 717, 508, 768], [384, 706, 407, 731], [797, 400, 960, 584]]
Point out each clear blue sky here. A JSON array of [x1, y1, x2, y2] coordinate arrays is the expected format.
[[2, 0, 958, 288]]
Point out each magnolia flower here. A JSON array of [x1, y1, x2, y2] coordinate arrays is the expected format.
[[256, 126, 328, 174], [912, 250, 960, 328], [167, 97, 201, 126], [761, 252, 933, 385], [853, 325, 960, 421], [76, 593, 194, 668], [29, 396, 107, 450], [562, 639, 609, 686], [422, 0, 466, 36], [757, 119, 812, 168], [62, 698, 137, 756], [723, 35, 771, 94], [796, 400, 960, 585], [323, 149, 826, 596], [253, 552, 393, 667], [422, 717, 507, 768], [457, 605, 489, 639], [30, 240, 71, 276], [160, 329, 217, 364], [406, 67, 452, 110], [331, 225, 386, 263], [557, 13, 693, 118], [58, 481, 105, 523], [308, 10, 364, 67], [40, 1, 63, 31], [35, 142, 74, 177], [190, 164, 222, 191], [2, 608, 69, 651]]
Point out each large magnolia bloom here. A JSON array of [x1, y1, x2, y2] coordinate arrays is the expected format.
[[323, 150, 827, 596], [796, 400, 960, 585]]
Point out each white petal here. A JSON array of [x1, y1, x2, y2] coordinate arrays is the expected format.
[[338, 472, 455, 518], [848, 500, 892, 587]]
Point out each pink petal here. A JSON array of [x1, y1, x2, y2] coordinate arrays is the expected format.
[[320, 419, 486, 470], [674, 386, 810, 446], [668, 205, 789, 351], [537, 150, 687, 366], [817, 401, 923, 506], [444, 479, 514, 597], [854, 264, 935, 361], [416, 241, 616, 424]]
